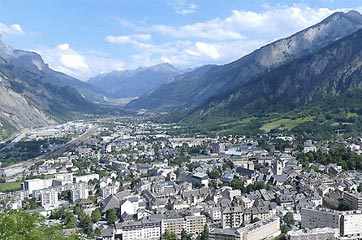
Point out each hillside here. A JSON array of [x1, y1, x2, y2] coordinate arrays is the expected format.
[[128, 11, 362, 111], [177, 27, 362, 138], [0, 37, 99, 138]]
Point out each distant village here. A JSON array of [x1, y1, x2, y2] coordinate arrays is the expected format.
[[1, 118, 362, 240]]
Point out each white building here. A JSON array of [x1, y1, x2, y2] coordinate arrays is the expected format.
[[222, 206, 244, 229], [71, 184, 89, 202], [117, 219, 161, 240], [120, 199, 136, 215], [40, 189, 59, 210], [74, 174, 99, 183], [23, 179, 53, 195], [238, 217, 280, 240], [209, 207, 222, 221]]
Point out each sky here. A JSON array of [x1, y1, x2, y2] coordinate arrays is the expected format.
[[0, 0, 362, 80]]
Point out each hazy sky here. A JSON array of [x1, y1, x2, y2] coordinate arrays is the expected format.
[[0, 0, 362, 80]]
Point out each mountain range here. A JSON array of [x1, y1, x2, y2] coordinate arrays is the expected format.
[[0, 36, 102, 138], [88, 63, 181, 98], [2, 10, 362, 139], [127, 10, 362, 112]]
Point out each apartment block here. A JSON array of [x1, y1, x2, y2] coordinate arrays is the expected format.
[[40, 189, 59, 209], [343, 192, 362, 210], [117, 219, 161, 240], [71, 184, 89, 202], [185, 215, 206, 235], [222, 206, 244, 229], [238, 217, 281, 240]]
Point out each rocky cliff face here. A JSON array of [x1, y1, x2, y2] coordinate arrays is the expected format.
[[0, 37, 97, 137], [187, 27, 362, 121], [128, 11, 362, 111], [0, 72, 55, 129]]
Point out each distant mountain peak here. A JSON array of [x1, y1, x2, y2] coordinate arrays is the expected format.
[[88, 63, 182, 98], [0, 35, 13, 56], [346, 10, 362, 23]]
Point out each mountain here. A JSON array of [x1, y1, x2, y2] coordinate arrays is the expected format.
[[0, 36, 108, 104], [128, 11, 362, 111], [88, 63, 181, 98], [191, 26, 362, 119], [0, 36, 98, 138]]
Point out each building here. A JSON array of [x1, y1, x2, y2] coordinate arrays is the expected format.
[[23, 179, 53, 195], [301, 208, 341, 232], [120, 199, 136, 215], [185, 215, 206, 235], [73, 174, 99, 183], [301, 208, 362, 239], [288, 228, 337, 240], [272, 160, 283, 175], [192, 172, 209, 187], [100, 185, 119, 198], [343, 192, 362, 210], [340, 211, 362, 238], [243, 206, 272, 224], [161, 218, 186, 235], [161, 215, 207, 235], [209, 207, 222, 221], [117, 219, 161, 240], [40, 189, 59, 209], [210, 228, 240, 240], [238, 217, 280, 240], [222, 206, 244, 229], [303, 140, 317, 153], [71, 184, 89, 202]]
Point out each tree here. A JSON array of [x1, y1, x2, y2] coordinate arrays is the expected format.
[[283, 212, 295, 226], [208, 168, 220, 179], [251, 217, 260, 223], [64, 211, 77, 228], [358, 183, 362, 193], [162, 229, 177, 240], [80, 214, 93, 236], [199, 224, 209, 240], [91, 208, 102, 223], [22, 197, 38, 210], [0, 210, 79, 239], [181, 229, 191, 240], [106, 208, 118, 224]]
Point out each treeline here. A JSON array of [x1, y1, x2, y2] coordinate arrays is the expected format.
[[297, 146, 362, 170]]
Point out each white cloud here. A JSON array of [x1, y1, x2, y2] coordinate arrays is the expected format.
[[174, 1, 197, 15], [151, 5, 337, 41], [0, 22, 24, 36], [108, 4, 353, 69], [191, 42, 220, 59], [35, 43, 124, 80], [105, 34, 151, 44]]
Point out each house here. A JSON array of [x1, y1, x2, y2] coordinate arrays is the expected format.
[[192, 172, 209, 187]]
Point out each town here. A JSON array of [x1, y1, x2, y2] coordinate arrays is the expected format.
[[1, 117, 362, 240]]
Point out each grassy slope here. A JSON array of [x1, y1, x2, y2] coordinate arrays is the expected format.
[[260, 116, 314, 132]]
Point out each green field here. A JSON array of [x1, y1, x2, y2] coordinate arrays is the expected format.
[[217, 117, 258, 134], [0, 181, 23, 192], [260, 116, 314, 132]]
